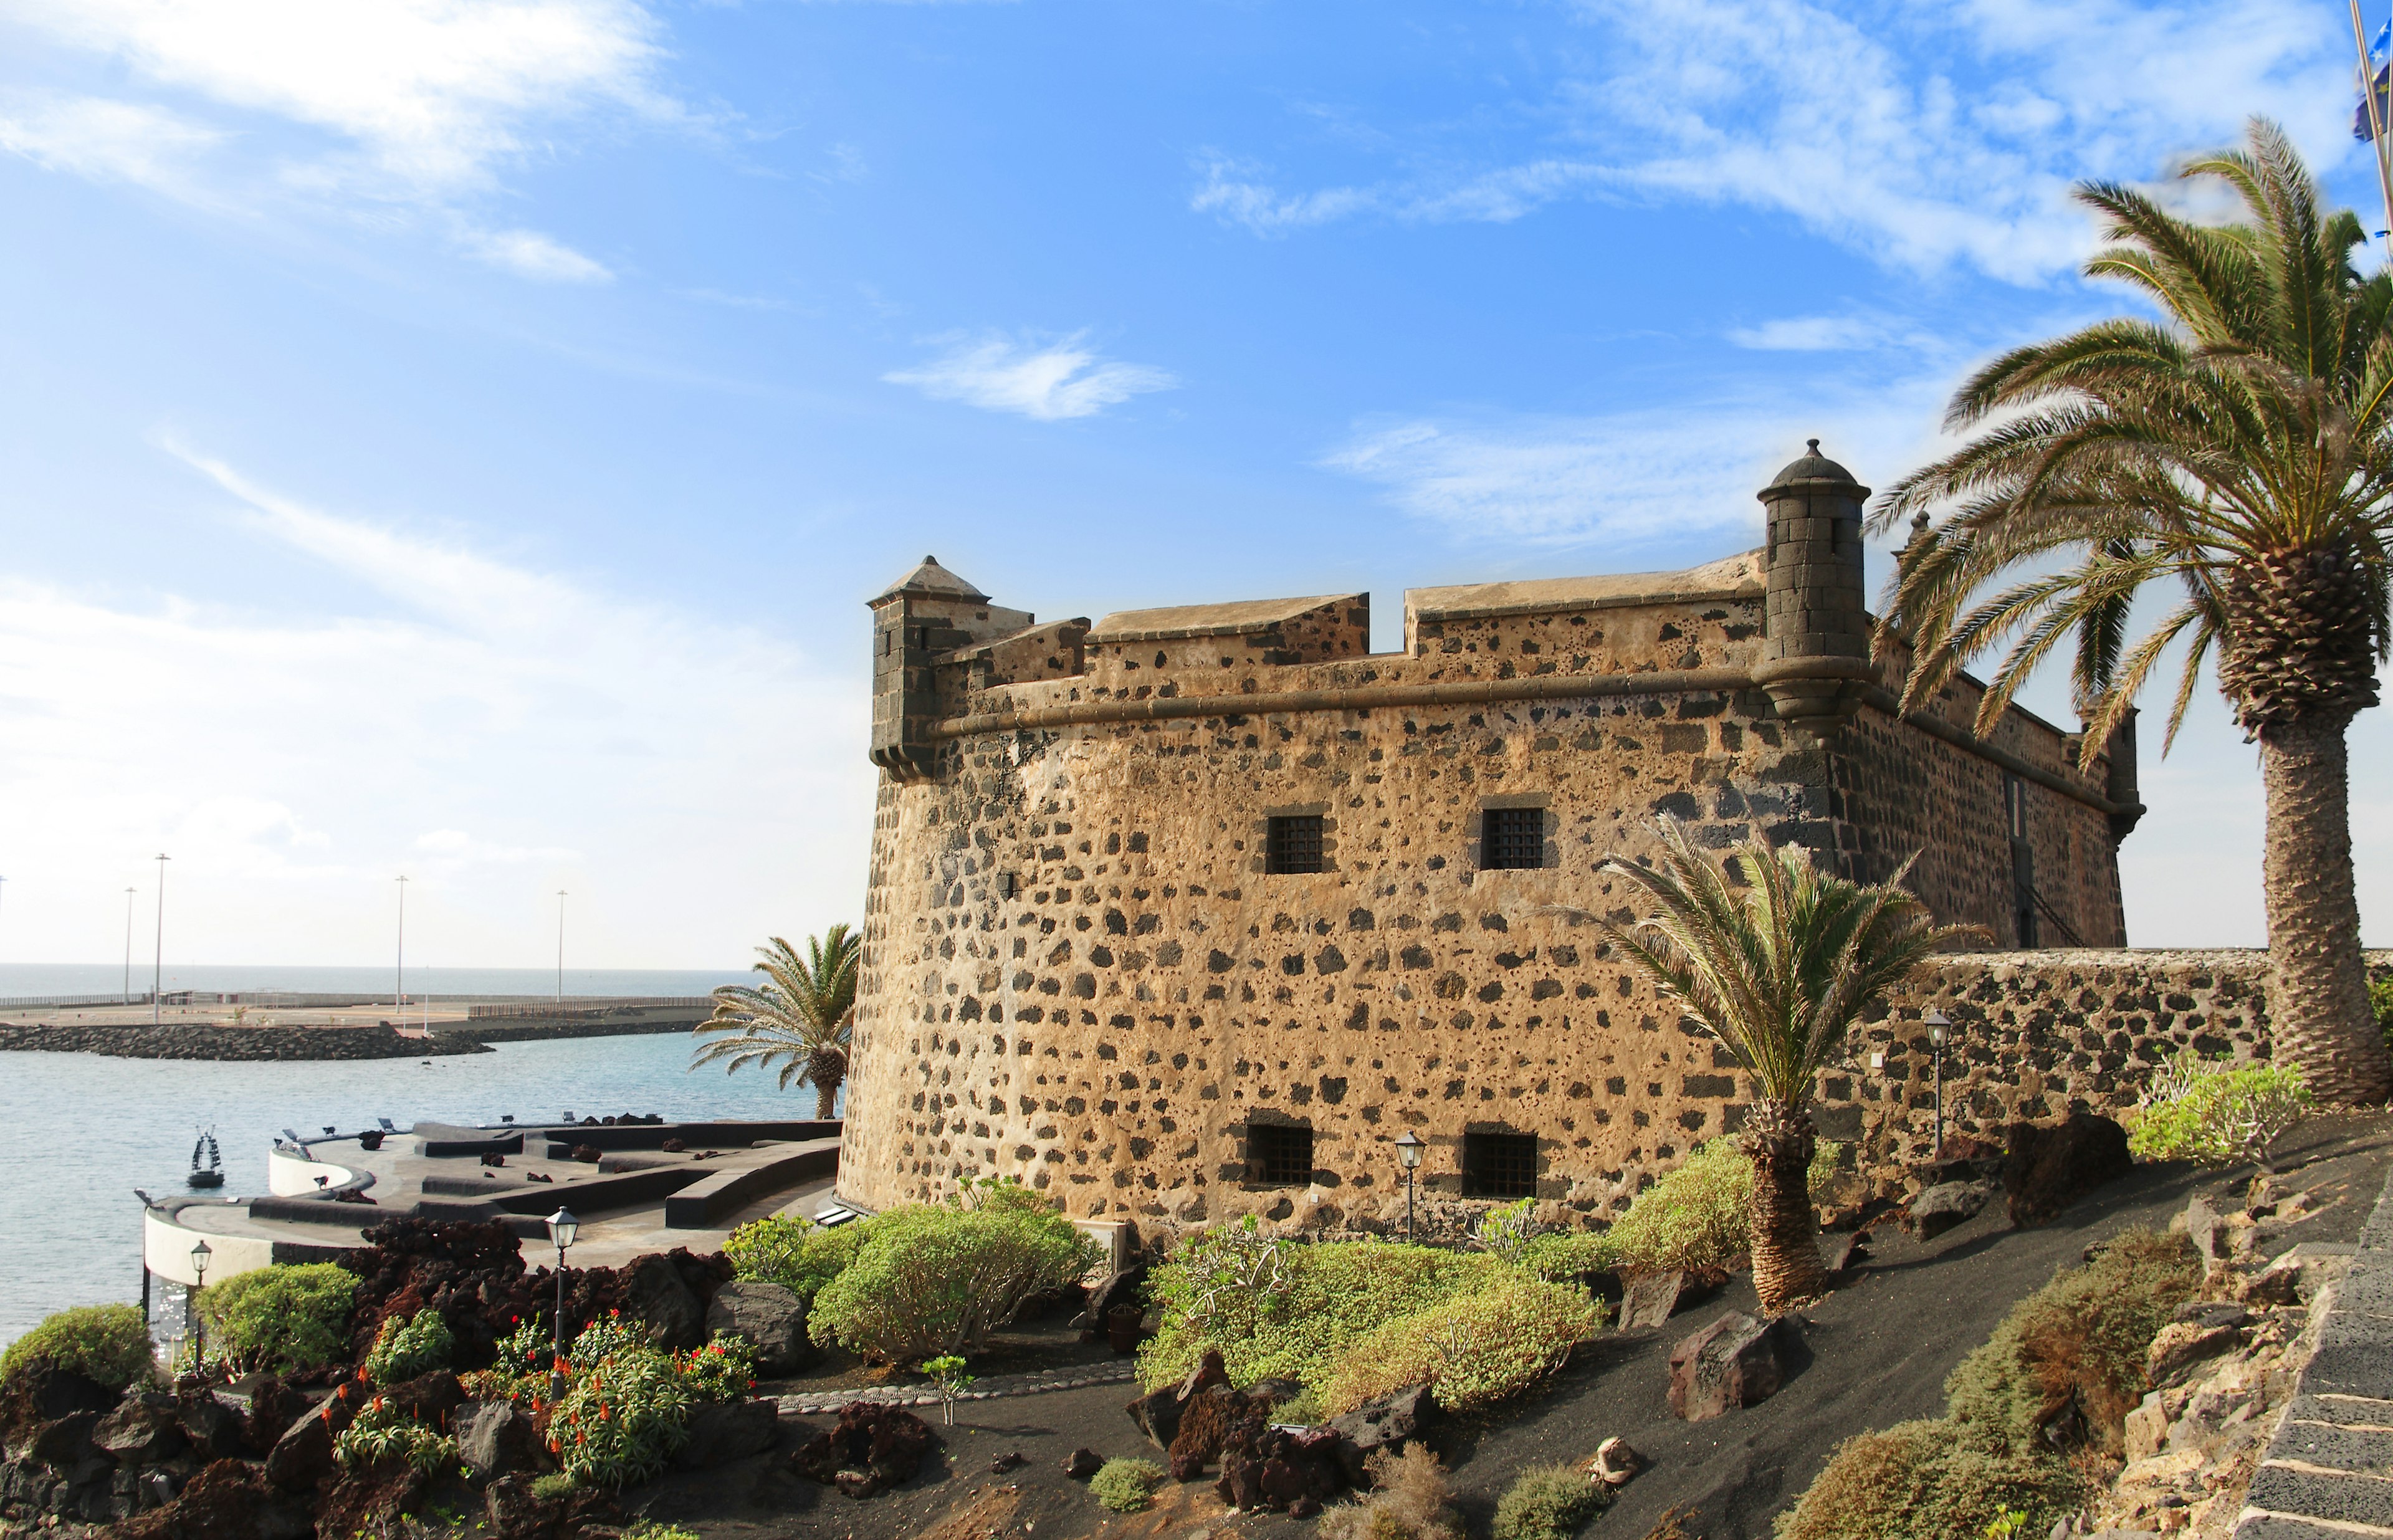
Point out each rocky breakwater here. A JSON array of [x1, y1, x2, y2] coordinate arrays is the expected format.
[[0, 1022, 490, 1062]]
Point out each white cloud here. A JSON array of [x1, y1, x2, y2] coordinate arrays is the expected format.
[[884, 332, 1178, 421], [0, 0, 675, 278], [0, 455, 871, 967], [1728, 313, 1936, 352], [1321, 376, 1952, 547], [1192, 0, 2348, 283], [0, 92, 224, 194], [458, 226, 613, 283]]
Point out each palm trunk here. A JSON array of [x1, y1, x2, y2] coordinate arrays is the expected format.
[[2258, 714, 2389, 1104], [815, 1076, 842, 1121], [1741, 1099, 1827, 1313]]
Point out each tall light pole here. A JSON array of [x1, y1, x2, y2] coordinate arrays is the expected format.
[[123, 888, 135, 1002], [152, 854, 170, 1027], [545, 1208, 578, 1405], [1393, 1131, 1425, 1245], [394, 875, 408, 1009], [555, 890, 567, 1003], [1924, 1008, 1952, 1156]]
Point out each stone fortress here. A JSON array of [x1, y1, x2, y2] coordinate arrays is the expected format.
[[835, 442, 2240, 1235]]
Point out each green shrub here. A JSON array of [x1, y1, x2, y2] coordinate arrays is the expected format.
[[2371, 977, 2393, 1051], [2129, 1053, 2313, 1167], [1513, 1230, 1615, 1284], [1319, 1445, 1465, 1540], [722, 1213, 870, 1304], [1493, 1463, 1608, 1540], [364, 1307, 454, 1386], [808, 1200, 1098, 1363], [530, 1471, 576, 1501], [333, 1397, 457, 1473], [198, 1263, 355, 1375], [1089, 1456, 1165, 1513], [1476, 1198, 1541, 1264], [1321, 1278, 1600, 1417], [1603, 1138, 1841, 1277], [0, 1304, 155, 1393], [1142, 1238, 1506, 1394], [1946, 1227, 2201, 1455], [1774, 1419, 2083, 1540], [622, 1526, 702, 1540]]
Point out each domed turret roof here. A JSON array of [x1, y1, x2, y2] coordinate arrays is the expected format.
[[1760, 439, 1866, 496], [873, 555, 988, 603]]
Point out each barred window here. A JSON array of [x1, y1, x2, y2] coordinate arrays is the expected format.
[[1248, 1123, 1315, 1186], [1481, 807, 1545, 871], [1463, 1131, 1538, 1198], [1266, 815, 1325, 874]]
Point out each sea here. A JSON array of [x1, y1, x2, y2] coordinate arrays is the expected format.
[[0, 965, 838, 1349]]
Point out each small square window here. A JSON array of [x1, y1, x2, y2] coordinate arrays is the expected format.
[[1266, 815, 1325, 874], [1481, 807, 1545, 871], [1248, 1123, 1315, 1186], [1464, 1131, 1538, 1198]]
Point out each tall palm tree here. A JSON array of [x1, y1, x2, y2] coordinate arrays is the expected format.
[[691, 926, 861, 1119], [1871, 118, 2392, 1104], [1599, 823, 1974, 1313]]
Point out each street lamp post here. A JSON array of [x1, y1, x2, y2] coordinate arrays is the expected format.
[[394, 876, 408, 1010], [1393, 1131, 1425, 1245], [545, 1208, 579, 1405], [123, 888, 135, 1002], [152, 854, 170, 1027], [188, 1238, 212, 1368], [1924, 1008, 1952, 1156], [555, 891, 567, 1003]]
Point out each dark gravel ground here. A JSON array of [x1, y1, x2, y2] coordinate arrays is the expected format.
[[621, 1114, 2393, 1540]]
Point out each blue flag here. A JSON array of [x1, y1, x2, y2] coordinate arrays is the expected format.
[[2360, 59, 2392, 140], [2374, 16, 2390, 60]]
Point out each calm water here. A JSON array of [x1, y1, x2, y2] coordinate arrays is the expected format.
[[0, 964, 752, 1001], [0, 1033, 833, 1349]]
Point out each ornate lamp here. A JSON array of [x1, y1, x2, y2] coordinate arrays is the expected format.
[[1393, 1132, 1426, 1245], [545, 1208, 579, 1404]]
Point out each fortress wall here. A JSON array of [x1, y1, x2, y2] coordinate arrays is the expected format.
[[840, 612, 2133, 1228]]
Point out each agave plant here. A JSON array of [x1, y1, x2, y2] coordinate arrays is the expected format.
[[1598, 821, 1976, 1312], [690, 927, 860, 1118], [1872, 118, 2393, 1103]]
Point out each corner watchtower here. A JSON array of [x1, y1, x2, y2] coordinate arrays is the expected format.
[[868, 556, 1030, 781], [1753, 439, 1874, 737]]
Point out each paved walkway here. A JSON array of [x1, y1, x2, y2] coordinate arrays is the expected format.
[[2237, 1167, 2393, 1540], [773, 1359, 1139, 1416]]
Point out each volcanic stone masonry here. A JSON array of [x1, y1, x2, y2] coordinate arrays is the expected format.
[[836, 443, 2306, 1232]]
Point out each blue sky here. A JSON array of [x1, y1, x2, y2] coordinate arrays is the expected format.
[[0, 0, 2385, 968]]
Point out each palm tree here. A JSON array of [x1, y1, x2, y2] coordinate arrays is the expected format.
[[1598, 822, 1975, 1313], [691, 927, 861, 1119], [1871, 118, 2392, 1104]]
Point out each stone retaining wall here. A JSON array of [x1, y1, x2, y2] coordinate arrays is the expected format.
[[0, 1022, 492, 1061]]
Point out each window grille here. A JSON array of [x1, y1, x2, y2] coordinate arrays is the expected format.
[[1481, 807, 1545, 870], [1248, 1123, 1314, 1186], [1266, 815, 1325, 874], [1464, 1132, 1538, 1198]]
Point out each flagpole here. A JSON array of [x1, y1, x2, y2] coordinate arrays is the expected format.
[[2349, 0, 2393, 262]]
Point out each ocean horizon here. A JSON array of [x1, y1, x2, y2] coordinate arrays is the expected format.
[[0, 962, 757, 1000]]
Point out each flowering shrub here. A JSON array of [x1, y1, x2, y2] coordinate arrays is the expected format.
[[808, 1199, 1099, 1362], [2129, 1053, 2313, 1167], [332, 1397, 457, 1473], [541, 1311, 757, 1488], [197, 1263, 355, 1375], [363, 1307, 454, 1386], [1140, 1241, 1506, 1394], [1319, 1278, 1601, 1417], [461, 1314, 555, 1408], [722, 1214, 870, 1305]]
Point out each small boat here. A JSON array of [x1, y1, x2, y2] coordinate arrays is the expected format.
[[186, 1128, 224, 1189]]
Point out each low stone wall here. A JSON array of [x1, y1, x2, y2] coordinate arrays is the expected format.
[[0, 1022, 493, 1061], [1830, 949, 2393, 1182], [443, 1015, 699, 1045]]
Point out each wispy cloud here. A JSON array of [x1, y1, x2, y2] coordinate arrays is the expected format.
[[0, 450, 869, 966], [1191, 0, 2346, 282], [0, 0, 675, 280], [1728, 312, 1936, 352], [884, 332, 1178, 420], [1321, 375, 1952, 547]]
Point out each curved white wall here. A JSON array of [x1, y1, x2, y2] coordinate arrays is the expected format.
[[268, 1145, 357, 1196], [143, 1207, 274, 1288]]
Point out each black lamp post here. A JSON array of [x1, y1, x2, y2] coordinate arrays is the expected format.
[[188, 1239, 212, 1367], [545, 1207, 578, 1404], [1393, 1131, 1425, 1245], [1924, 1008, 1951, 1155]]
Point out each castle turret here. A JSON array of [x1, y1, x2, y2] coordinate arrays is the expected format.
[[868, 556, 1031, 780], [1753, 439, 1874, 737]]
